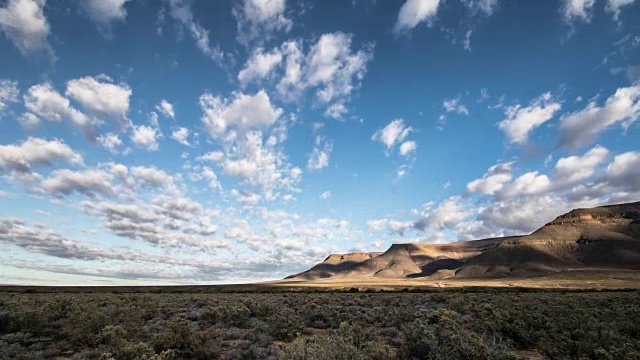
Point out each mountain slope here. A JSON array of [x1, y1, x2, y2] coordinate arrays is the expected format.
[[287, 201, 640, 281]]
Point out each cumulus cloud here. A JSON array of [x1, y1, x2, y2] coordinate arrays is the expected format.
[[443, 97, 469, 115], [233, 0, 292, 46], [320, 190, 331, 200], [166, 0, 223, 61], [0, 79, 19, 112], [0, 137, 83, 172], [0, 218, 132, 260], [23, 83, 91, 134], [156, 99, 175, 119], [562, 0, 595, 23], [97, 133, 123, 154], [605, 150, 640, 191], [131, 166, 173, 188], [131, 125, 160, 151], [554, 145, 609, 187], [498, 92, 562, 145], [559, 85, 640, 149], [198, 150, 225, 163], [80, 0, 131, 36], [171, 127, 190, 146], [41, 168, 117, 197], [0, 0, 53, 58], [467, 161, 514, 195], [220, 131, 298, 199], [238, 47, 283, 86], [394, 0, 441, 34], [306, 33, 373, 106], [414, 196, 471, 232], [275, 34, 373, 117], [200, 90, 282, 138], [372, 118, 412, 150], [606, 0, 636, 21], [18, 112, 39, 130], [65, 75, 132, 123], [231, 189, 262, 206], [307, 135, 332, 171], [399, 141, 417, 156]]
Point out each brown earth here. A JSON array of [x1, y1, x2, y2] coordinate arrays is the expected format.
[[282, 201, 640, 287]]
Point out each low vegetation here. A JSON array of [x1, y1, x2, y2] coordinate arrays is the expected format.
[[1, 288, 639, 359]]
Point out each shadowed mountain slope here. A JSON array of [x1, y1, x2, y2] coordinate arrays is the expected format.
[[288, 201, 640, 281]]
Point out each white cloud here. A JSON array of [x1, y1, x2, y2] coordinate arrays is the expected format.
[[131, 166, 173, 188], [372, 118, 412, 150], [24, 83, 90, 130], [467, 161, 514, 195], [414, 196, 471, 232], [41, 168, 117, 197], [166, 0, 223, 61], [97, 133, 123, 154], [399, 140, 417, 156], [388, 220, 414, 235], [148, 111, 159, 127], [233, 0, 292, 45], [231, 189, 262, 206], [606, 150, 640, 190], [0, 137, 83, 172], [201, 166, 222, 191], [606, 0, 636, 21], [367, 219, 388, 232], [497, 171, 551, 199], [0, 79, 19, 112], [238, 47, 283, 86], [498, 92, 562, 145], [443, 96, 469, 115], [320, 190, 331, 200], [197, 151, 225, 163], [463, 30, 473, 52], [277, 40, 304, 100], [394, 0, 441, 34], [218, 130, 299, 200], [200, 90, 283, 138], [324, 102, 348, 119], [554, 145, 609, 186], [0, 0, 53, 57], [131, 125, 160, 151], [562, 0, 595, 23], [559, 85, 640, 149], [396, 164, 411, 180], [171, 127, 190, 146], [307, 135, 332, 171], [156, 99, 175, 119], [65, 75, 132, 121], [275, 34, 373, 117], [80, 0, 131, 36], [306, 33, 373, 106], [462, 0, 500, 15], [18, 112, 39, 130]]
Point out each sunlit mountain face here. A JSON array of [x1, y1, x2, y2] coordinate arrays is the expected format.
[[0, 0, 638, 285]]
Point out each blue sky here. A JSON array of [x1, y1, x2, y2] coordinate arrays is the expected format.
[[0, 0, 639, 285]]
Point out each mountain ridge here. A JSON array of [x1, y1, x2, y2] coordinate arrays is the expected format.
[[287, 201, 640, 281]]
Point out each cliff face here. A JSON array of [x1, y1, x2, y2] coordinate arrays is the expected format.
[[287, 201, 640, 281]]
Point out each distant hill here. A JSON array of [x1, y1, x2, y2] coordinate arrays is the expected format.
[[287, 201, 640, 281]]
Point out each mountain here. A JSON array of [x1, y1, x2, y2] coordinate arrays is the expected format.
[[287, 201, 640, 281]]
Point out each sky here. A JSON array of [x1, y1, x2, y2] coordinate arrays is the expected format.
[[0, 0, 639, 285]]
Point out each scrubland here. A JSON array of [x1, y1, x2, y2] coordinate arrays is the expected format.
[[1, 288, 639, 359]]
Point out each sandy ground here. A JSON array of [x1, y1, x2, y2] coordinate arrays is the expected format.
[[263, 269, 640, 290]]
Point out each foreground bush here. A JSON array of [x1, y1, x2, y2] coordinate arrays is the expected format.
[[0, 289, 638, 359]]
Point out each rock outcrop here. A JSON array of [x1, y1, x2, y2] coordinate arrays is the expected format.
[[287, 201, 640, 281]]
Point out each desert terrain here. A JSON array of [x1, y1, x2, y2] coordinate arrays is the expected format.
[[278, 201, 640, 290]]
